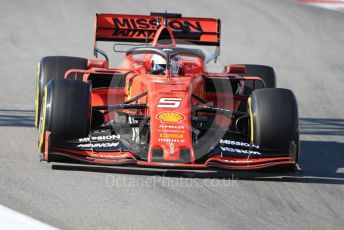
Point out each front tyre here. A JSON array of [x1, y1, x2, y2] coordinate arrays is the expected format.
[[248, 88, 299, 171], [35, 56, 88, 128], [38, 80, 91, 158]]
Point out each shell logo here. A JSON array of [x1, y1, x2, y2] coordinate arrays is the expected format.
[[157, 112, 185, 123]]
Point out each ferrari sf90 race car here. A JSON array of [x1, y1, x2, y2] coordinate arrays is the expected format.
[[35, 12, 299, 171]]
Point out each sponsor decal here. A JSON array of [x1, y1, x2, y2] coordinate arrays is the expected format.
[[112, 18, 204, 33], [77, 142, 120, 148], [220, 147, 261, 155], [157, 112, 185, 123], [157, 98, 182, 108], [160, 133, 184, 139], [158, 124, 185, 133], [78, 135, 120, 142], [158, 130, 184, 134], [220, 139, 260, 149], [184, 64, 198, 71], [133, 63, 145, 69], [112, 29, 156, 39], [97, 153, 131, 159], [158, 138, 185, 143], [158, 125, 185, 130], [113, 18, 158, 30]]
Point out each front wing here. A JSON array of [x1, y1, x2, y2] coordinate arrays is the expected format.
[[41, 131, 296, 170]]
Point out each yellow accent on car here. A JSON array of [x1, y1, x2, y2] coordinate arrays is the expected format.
[[200, 85, 204, 99], [38, 86, 47, 152], [157, 112, 185, 123], [248, 97, 254, 143], [126, 81, 132, 99], [34, 62, 41, 127], [159, 133, 184, 138]]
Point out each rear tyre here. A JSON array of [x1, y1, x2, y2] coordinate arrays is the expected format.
[[38, 80, 91, 158], [237, 64, 276, 111], [248, 88, 299, 171], [243, 64, 276, 90], [35, 56, 88, 128]]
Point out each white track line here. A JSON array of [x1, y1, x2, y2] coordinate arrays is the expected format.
[[0, 205, 57, 230], [298, 0, 344, 12]]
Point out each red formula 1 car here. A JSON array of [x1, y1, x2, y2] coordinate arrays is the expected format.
[[35, 12, 299, 171]]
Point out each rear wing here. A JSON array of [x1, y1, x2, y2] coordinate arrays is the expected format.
[[94, 12, 221, 47]]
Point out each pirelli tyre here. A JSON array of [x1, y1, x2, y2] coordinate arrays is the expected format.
[[35, 56, 88, 128], [38, 80, 91, 159], [237, 65, 276, 111], [248, 88, 299, 170], [243, 64, 276, 90]]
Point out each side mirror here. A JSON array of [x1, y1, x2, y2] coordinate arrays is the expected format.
[[224, 65, 246, 74]]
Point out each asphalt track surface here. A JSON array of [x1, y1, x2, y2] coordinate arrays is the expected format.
[[0, 0, 343, 229]]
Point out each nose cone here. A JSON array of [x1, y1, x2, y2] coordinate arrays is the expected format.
[[147, 82, 194, 163]]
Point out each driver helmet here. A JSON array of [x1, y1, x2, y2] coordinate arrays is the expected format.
[[151, 54, 166, 74]]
